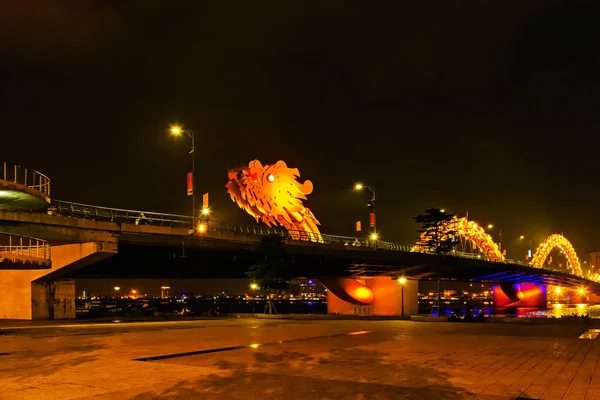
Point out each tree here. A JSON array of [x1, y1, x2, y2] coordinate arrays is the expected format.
[[413, 208, 458, 255], [246, 235, 291, 314], [414, 208, 458, 318]]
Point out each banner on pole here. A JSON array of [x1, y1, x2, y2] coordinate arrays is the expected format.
[[186, 172, 193, 196], [356, 221, 361, 232], [202, 192, 209, 209], [369, 212, 375, 228]]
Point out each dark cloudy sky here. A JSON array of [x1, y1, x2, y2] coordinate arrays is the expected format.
[[2, 1, 600, 258]]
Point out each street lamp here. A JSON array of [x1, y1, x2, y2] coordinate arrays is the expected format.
[[169, 125, 197, 228], [486, 224, 502, 252], [519, 235, 533, 261], [398, 277, 407, 316], [250, 283, 259, 290], [354, 183, 376, 243]]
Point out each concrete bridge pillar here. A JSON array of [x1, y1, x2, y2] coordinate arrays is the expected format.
[[492, 283, 547, 309], [0, 242, 117, 320], [325, 277, 418, 317]]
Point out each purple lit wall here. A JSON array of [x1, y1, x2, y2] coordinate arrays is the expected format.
[[492, 283, 547, 308]]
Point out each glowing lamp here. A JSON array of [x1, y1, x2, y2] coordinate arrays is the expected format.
[[355, 184, 363, 190], [201, 208, 210, 215], [250, 283, 259, 290], [370, 233, 378, 241], [169, 125, 183, 136], [398, 277, 407, 285], [197, 224, 206, 233]]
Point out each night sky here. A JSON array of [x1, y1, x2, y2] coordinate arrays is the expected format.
[[2, 1, 600, 259]]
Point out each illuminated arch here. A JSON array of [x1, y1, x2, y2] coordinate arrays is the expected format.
[[411, 217, 504, 262], [531, 234, 583, 277]]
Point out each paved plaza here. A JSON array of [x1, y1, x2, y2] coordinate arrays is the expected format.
[[1, 318, 600, 399]]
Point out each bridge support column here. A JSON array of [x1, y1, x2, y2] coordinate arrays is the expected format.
[[492, 283, 547, 309], [325, 277, 418, 317], [0, 241, 117, 320]]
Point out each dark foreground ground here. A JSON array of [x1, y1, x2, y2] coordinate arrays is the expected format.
[[1, 318, 600, 399]]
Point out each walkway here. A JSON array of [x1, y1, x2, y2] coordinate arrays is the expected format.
[[1, 319, 600, 399]]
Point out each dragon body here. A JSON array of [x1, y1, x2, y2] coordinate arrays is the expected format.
[[226, 160, 322, 242]]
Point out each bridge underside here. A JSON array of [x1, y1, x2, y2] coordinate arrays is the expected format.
[[347, 260, 598, 289], [0, 181, 49, 211], [62, 240, 599, 292]]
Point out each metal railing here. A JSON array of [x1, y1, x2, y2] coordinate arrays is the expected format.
[[2, 161, 51, 196], [51, 200, 192, 226], [0, 234, 51, 261]]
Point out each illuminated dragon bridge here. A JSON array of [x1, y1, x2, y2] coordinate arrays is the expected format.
[[411, 216, 505, 262], [530, 234, 584, 277], [226, 160, 323, 242], [226, 160, 372, 305], [411, 217, 594, 281]]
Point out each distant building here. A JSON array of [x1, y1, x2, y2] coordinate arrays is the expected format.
[[161, 286, 171, 299], [299, 280, 317, 299], [586, 252, 600, 271]]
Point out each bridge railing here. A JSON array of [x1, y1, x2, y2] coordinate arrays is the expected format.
[[51, 200, 193, 226], [46, 200, 542, 267], [200, 221, 416, 251], [2, 162, 51, 196], [0, 234, 51, 261]]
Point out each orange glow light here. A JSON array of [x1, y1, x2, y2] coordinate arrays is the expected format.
[[353, 286, 374, 303]]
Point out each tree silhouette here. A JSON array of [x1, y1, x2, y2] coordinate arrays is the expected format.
[[246, 235, 291, 314], [413, 208, 458, 255]]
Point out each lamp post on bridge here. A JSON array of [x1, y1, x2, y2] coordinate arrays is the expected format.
[[486, 224, 503, 254], [519, 235, 533, 262], [354, 184, 377, 247], [169, 125, 197, 229]]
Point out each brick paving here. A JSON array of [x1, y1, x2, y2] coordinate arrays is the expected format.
[[0, 319, 599, 399]]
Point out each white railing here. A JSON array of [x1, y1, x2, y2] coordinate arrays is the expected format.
[[2, 161, 51, 196], [0, 234, 51, 261]]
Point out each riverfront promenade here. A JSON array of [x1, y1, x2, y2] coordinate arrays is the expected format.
[[1, 318, 600, 399]]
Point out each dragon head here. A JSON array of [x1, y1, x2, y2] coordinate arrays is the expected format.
[[226, 160, 318, 229]]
